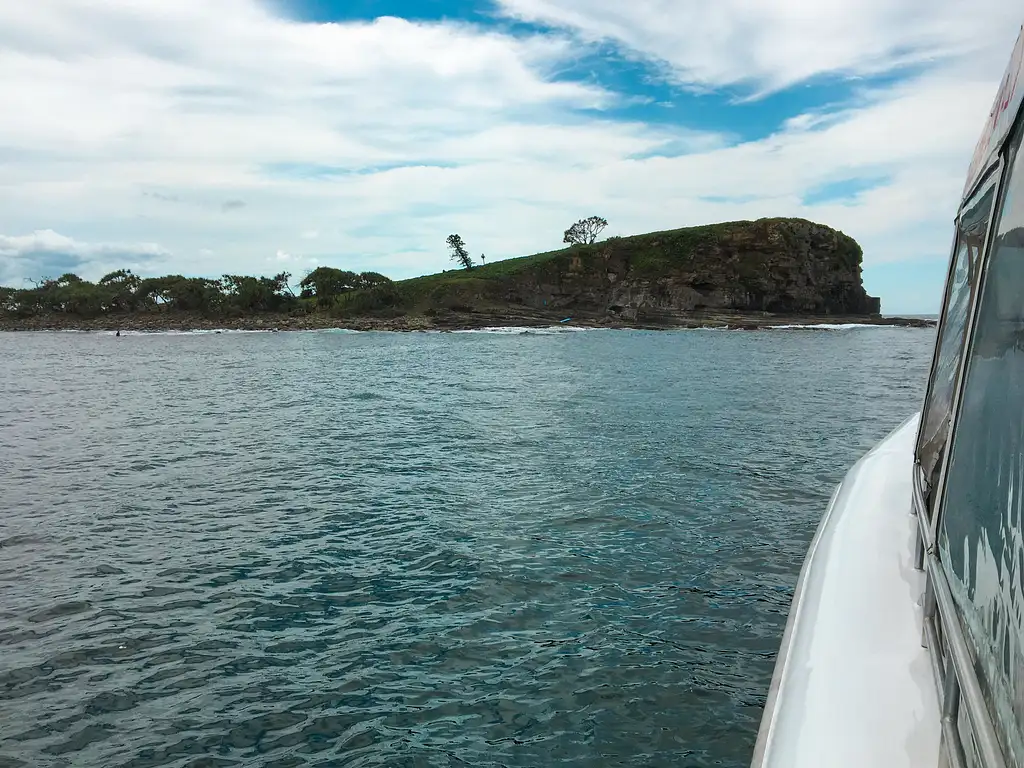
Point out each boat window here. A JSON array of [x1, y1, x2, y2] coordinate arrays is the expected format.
[[938, 123, 1024, 765], [917, 176, 998, 513]]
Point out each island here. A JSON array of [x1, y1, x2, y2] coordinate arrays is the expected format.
[[0, 217, 935, 332]]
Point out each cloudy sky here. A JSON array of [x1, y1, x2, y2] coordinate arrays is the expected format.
[[0, 1, 1019, 312]]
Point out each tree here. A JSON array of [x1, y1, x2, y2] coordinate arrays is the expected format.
[[0, 287, 15, 315], [0, 265, 376, 319], [100, 269, 141, 290], [272, 272, 295, 298], [355, 271, 392, 290], [33, 273, 92, 314], [141, 276, 225, 313], [136, 275, 181, 308], [299, 267, 359, 306], [480, 254, 486, 265], [563, 216, 608, 246], [100, 269, 142, 312], [62, 281, 107, 317], [8, 287, 47, 317], [447, 234, 473, 270], [221, 274, 294, 312]]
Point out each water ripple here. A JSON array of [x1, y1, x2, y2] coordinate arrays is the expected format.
[[0, 328, 932, 766]]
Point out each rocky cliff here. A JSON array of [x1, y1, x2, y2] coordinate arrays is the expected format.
[[406, 217, 880, 319]]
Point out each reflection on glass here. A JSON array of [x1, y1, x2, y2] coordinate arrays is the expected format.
[[917, 179, 997, 511], [939, 131, 1024, 765]]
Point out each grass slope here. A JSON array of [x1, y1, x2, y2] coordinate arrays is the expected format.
[[396, 221, 744, 294]]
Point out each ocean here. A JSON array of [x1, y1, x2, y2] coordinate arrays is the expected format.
[[0, 326, 934, 767]]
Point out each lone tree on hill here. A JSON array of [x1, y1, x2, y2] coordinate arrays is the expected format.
[[447, 234, 474, 270], [563, 216, 608, 246]]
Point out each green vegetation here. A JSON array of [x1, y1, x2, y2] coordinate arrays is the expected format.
[[0, 217, 867, 323], [298, 267, 391, 308], [611, 221, 737, 275], [446, 234, 474, 271], [0, 269, 397, 320], [563, 215, 608, 246]]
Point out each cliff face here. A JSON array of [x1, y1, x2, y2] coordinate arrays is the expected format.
[[421, 218, 880, 318]]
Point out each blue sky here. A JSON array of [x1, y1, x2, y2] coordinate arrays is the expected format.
[[0, 0, 1020, 313]]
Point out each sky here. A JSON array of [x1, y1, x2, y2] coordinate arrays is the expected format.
[[0, 1, 1020, 313]]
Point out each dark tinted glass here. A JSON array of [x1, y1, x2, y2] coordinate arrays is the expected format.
[[939, 129, 1024, 765], [917, 178, 997, 511]]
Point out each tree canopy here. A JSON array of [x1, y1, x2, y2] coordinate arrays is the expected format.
[[447, 234, 474, 270], [0, 266, 394, 319], [564, 216, 608, 246], [298, 268, 395, 307]]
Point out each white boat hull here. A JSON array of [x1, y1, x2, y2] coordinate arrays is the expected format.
[[752, 415, 941, 768]]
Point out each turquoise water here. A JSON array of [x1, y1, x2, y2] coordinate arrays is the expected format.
[[0, 327, 933, 767]]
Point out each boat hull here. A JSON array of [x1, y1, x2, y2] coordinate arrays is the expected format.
[[751, 414, 940, 768]]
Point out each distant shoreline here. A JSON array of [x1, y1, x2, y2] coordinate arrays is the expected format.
[[0, 310, 936, 333]]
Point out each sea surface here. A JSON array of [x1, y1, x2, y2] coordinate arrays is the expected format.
[[0, 326, 934, 767]]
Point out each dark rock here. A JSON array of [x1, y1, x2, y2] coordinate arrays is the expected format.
[[421, 217, 880, 317]]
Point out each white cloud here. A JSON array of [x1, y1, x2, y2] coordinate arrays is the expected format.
[[0, 230, 170, 285], [0, 0, 1018, 312], [496, 0, 1021, 93], [267, 249, 317, 269]]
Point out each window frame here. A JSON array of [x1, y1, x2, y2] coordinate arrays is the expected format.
[[915, 117, 1024, 768], [935, 119, 1024, 764], [914, 163, 1004, 541], [930, 150, 1011, 549], [914, 228, 964, 501]]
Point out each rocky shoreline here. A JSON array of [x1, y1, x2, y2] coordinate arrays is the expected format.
[[0, 309, 936, 333]]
